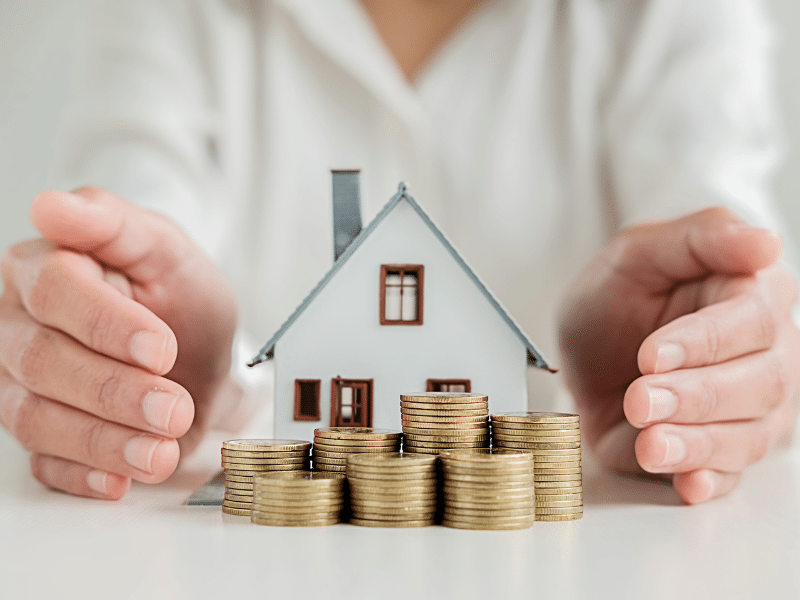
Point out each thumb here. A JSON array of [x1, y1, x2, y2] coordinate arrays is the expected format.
[[30, 186, 192, 286], [612, 207, 783, 291]]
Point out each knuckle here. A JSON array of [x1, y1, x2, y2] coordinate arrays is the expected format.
[[82, 301, 116, 353], [25, 259, 61, 321], [79, 419, 106, 465], [90, 369, 124, 418], [752, 294, 777, 349], [699, 312, 722, 364], [766, 354, 790, 410], [13, 392, 42, 451], [16, 325, 55, 389], [694, 378, 719, 422]]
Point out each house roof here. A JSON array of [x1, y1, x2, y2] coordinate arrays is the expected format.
[[249, 183, 553, 371]]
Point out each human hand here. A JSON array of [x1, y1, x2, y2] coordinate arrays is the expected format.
[[0, 187, 238, 499], [558, 207, 800, 504]]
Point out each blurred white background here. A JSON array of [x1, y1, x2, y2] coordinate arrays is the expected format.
[[2, 0, 800, 253]]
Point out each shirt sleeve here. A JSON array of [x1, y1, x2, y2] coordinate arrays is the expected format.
[[603, 0, 786, 234]]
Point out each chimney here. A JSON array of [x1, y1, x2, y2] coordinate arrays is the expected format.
[[331, 170, 363, 261]]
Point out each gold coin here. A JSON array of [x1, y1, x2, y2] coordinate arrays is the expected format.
[[534, 473, 582, 482], [443, 482, 533, 494], [401, 447, 443, 455], [225, 490, 253, 502], [223, 439, 312, 452], [536, 486, 583, 495], [252, 493, 345, 505], [442, 514, 535, 526], [402, 414, 488, 423], [535, 513, 583, 522], [221, 462, 310, 471], [492, 439, 582, 450], [224, 474, 255, 483], [251, 503, 344, 515], [222, 499, 253, 510], [444, 473, 533, 485], [495, 443, 582, 453], [403, 419, 489, 429], [350, 493, 438, 503], [443, 488, 533, 500], [347, 452, 437, 468], [349, 499, 438, 510], [535, 499, 583, 508], [311, 456, 349, 465], [444, 506, 533, 518], [313, 464, 347, 473], [310, 449, 357, 460], [224, 480, 254, 491], [221, 455, 309, 464], [347, 470, 435, 481], [490, 429, 581, 439], [533, 466, 583, 474], [352, 479, 438, 491], [254, 471, 345, 485], [313, 442, 399, 453], [221, 506, 251, 517], [490, 421, 580, 431], [535, 479, 583, 488], [222, 449, 309, 459], [535, 506, 584, 515], [312, 437, 400, 447], [402, 406, 489, 416], [445, 499, 534, 511], [442, 518, 533, 531], [349, 517, 434, 528], [442, 466, 533, 479], [224, 467, 309, 477], [403, 434, 489, 444], [254, 491, 343, 501], [490, 412, 580, 424], [313, 427, 401, 440], [404, 439, 488, 449], [440, 449, 532, 462], [401, 392, 488, 403], [350, 505, 436, 517], [251, 515, 340, 527]]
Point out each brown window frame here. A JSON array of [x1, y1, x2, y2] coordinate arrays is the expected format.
[[379, 264, 424, 325], [426, 379, 472, 393], [293, 379, 321, 421], [330, 378, 374, 427]]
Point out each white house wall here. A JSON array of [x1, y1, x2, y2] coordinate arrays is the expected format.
[[273, 200, 529, 440]]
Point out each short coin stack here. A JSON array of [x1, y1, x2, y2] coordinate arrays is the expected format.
[[312, 428, 402, 472], [221, 439, 311, 516], [439, 449, 535, 530], [251, 471, 346, 527], [491, 412, 583, 521], [400, 393, 490, 455], [347, 453, 438, 528]]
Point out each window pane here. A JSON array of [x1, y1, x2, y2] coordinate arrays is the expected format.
[[401, 285, 418, 321], [385, 286, 402, 320], [297, 381, 318, 418], [385, 273, 402, 286], [402, 273, 417, 286]]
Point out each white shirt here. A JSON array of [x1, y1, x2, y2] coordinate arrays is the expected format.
[[54, 0, 785, 417]]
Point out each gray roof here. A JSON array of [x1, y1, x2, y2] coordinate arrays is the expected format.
[[249, 183, 553, 371]]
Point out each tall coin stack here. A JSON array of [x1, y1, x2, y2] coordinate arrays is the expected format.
[[400, 393, 490, 455], [221, 439, 311, 516], [251, 471, 346, 527], [491, 412, 583, 521], [312, 428, 402, 472], [439, 449, 535, 530], [346, 453, 438, 528]]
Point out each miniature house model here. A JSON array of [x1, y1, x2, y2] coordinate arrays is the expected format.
[[249, 172, 552, 441]]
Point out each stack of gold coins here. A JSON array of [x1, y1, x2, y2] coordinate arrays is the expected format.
[[400, 393, 490, 455], [439, 449, 534, 530], [491, 412, 583, 521], [312, 428, 402, 473], [346, 453, 438, 528], [221, 439, 311, 516], [250, 471, 346, 527]]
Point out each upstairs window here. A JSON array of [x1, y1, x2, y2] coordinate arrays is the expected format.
[[380, 265, 424, 325]]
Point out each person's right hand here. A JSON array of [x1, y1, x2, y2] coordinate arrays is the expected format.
[[0, 187, 239, 500]]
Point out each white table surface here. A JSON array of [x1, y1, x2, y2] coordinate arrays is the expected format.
[[1, 428, 798, 600]]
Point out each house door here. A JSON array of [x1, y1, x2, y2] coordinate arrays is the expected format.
[[330, 378, 373, 427]]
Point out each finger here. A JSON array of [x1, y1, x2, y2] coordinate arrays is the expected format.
[[611, 207, 782, 293], [30, 453, 131, 500], [634, 419, 776, 474], [672, 469, 742, 505], [626, 329, 799, 426], [30, 187, 194, 286], [1, 380, 180, 483], [638, 268, 798, 374], [0, 311, 194, 438], [2, 239, 177, 374]]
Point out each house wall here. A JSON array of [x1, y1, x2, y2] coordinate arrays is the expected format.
[[272, 199, 530, 440]]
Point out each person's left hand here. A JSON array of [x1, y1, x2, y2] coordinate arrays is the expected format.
[[558, 207, 800, 504]]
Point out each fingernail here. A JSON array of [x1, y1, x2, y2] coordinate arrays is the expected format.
[[142, 390, 179, 434], [655, 342, 685, 373], [659, 434, 687, 467], [86, 469, 109, 495], [647, 386, 678, 422], [130, 331, 167, 372], [124, 435, 160, 473]]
